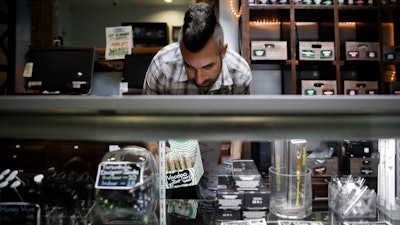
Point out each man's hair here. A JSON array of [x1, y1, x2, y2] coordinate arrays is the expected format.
[[179, 2, 224, 53]]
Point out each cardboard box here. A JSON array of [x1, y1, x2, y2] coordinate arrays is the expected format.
[[345, 42, 380, 61], [232, 160, 262, 191], [343, 156, 379, 177], [344, 80, 378, 95], [251, 41, 288, 60], [301, 80, 337, 95], [306, 157, 338, 177], [386, 81, 400, 95], [165, 145, 204, 189], [299, 41, 335, 61], [383, 45, 400, 62]]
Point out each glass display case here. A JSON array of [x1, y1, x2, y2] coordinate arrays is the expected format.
[[0, 95, 399, 225]]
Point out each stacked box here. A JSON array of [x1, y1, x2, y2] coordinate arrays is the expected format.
[[383, 45, 400, 62], [217, 160, 270, 220], [345, 42, 380, 61], [165, 140, 204, 189], [301, 80, 337, 95], [386, 81, 400, 95], [307, 157, 338, 177], [344, 80, 378, 95], [243, 177, 270, 210], [343, 156, 379, 177], [232, 160, 262, 191], [299, 41, 335, 61], [217, 175, 244, 210], [251, 41, 288, 60], [213, 209, 241, 222]]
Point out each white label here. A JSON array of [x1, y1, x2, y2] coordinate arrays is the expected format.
[[27, 81, 42, 87], [23, 62, 33, 78]]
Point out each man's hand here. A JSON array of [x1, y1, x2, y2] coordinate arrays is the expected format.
[[230, 140, 243, 160]]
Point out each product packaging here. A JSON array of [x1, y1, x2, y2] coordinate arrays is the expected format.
[[165, 139, 204, 189], [94, 146, 158, 224]]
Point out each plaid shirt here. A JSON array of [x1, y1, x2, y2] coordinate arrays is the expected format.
[[143, 42, 252, 95]]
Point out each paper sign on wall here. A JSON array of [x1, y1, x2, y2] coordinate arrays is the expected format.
[[105, 26, 133, 60]]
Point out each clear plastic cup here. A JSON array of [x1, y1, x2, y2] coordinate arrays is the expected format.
[[269, 166, 312, 219]]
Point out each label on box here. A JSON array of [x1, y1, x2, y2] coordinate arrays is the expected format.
[[221, 218, 267, 225], [165, 145, 204, 189], [214, 209, 242, 221], [304, 89, 317, 95], [279, 221, 323, 225], [218, 194, 243, 210], [302, 50, 315, 58], [383, 45, 400, 62], [348, 51, 359, 58], [95, 161, 143, 190], [242, 210, 268, 219], [232, 160, 260, 177], [166, 169, 194, 187], [244, 191, 269, 210], [232, 160, 262, 190], [167, 199, 198, 219], [0, 202, 41, 225]]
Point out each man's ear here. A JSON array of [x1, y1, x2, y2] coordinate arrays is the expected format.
[[221, 43, 228, 58]]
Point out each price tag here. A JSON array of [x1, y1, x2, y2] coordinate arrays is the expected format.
[[279, 221, 323, 225], [222, 218, 267, 225], [95, 161, 143, 190], [0, 202, 40, 225]]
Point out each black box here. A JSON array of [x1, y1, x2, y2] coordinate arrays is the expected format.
[[232, 160, 262, 191], [213, 209, 241, 221], [243, 178, 270, 210], [217, 175, 244, 210]]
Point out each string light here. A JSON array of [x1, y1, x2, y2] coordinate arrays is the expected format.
[[230, 0, 243, 18], [250, 19, 281, 25]]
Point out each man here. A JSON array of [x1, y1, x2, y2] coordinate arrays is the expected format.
[[143, 2, 252, 199]]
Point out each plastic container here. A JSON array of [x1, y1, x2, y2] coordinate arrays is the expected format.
[[328, 181, 376, 219], [269, 166, 312, 219], [94, 146, 158, 224]]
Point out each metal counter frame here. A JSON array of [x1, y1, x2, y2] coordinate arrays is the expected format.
[[0, 95, 399, 141]]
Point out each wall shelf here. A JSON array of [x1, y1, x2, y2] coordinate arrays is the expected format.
[[242, 0, 400, 94]]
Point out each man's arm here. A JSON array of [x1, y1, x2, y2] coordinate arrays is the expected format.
[[145, 141, 159, 168], [230, 140, 243, 160]]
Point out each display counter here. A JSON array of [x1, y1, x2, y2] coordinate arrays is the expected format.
[[0, 95, 399, 225]]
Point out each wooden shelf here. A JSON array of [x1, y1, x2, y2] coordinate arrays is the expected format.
[[241, 0, 400, 94]]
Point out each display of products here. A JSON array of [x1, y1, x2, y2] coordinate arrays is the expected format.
[[94, 146, 158, 224]]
